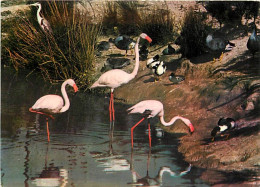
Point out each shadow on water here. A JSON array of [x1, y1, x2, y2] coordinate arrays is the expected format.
[[1, 68, 258, 186]]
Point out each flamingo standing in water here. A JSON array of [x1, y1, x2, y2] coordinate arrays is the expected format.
[[29, 79, 78, 141], [90, 33, 152, 122], [127, 100, 194, 148]]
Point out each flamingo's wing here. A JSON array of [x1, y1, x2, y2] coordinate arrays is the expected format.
[[91, 69, 132, 89], [127, 100, 163, 118], [31, 95, 64, 113]]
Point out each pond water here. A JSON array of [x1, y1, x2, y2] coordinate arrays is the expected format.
[[1, 70, 210, 187]]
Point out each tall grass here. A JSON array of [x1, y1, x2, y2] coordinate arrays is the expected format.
[[3, 0, 101, 88], [178, 8, 208, 58], [101, 1, 177, 45]]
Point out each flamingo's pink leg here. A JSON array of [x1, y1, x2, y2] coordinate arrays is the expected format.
[[111, 92, 115, 121], [109, 92, 112, 122], [46, 117, 50, 142], [131, 117, 145, 148], [148, 122, 151, 147], [29, 108, 54, 120]]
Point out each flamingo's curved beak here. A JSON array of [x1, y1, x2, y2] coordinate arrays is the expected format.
[[145, 36, 152, 43], [73, 84, 79, 92], [189, 124, 194, 134]]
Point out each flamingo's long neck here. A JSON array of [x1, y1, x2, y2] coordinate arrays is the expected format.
[[157, 167, 175, 183], [59, 81, 70, 113], [36, 4, 42, 24], [130, 37, 140, 78], [159, 115, 191, 128]]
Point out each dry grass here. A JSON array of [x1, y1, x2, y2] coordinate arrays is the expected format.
[[3, 0, 101, 88]]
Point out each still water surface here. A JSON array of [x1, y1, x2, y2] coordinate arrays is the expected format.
[[1, 71, 211, 186]]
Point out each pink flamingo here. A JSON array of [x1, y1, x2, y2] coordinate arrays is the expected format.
[[90, 33, 152, 122], [127, 100, 194, 148], [29, 79, 78, 142]]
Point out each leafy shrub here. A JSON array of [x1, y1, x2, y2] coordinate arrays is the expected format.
[[177, 8, 208, 58], [3, 0, 101, 89]]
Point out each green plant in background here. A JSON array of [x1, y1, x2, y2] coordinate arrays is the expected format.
[[2, 0, 101, 89], [177, 8, 209, 58]]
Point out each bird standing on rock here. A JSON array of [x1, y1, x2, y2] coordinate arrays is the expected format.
[[211, 117, 236, 141], [247, 24, 260, 58]]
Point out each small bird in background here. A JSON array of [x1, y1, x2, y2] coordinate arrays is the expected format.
[[169, 73, 185, 84], [247, 23, 260, 58], [211, 117, 236, 141], [152, 61, 166, 81], [30, 2, 52, 34], [162, 44, 175, 55], [146, 54, 160, 69], [111, 35, 136, 56]]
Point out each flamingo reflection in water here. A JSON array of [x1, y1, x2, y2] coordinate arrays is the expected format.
[[128, 150, 191, 186], [31, 144, 68, 187], [90, 127, 130, 172]]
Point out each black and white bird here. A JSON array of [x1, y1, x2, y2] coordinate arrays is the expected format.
[[247, 24, 260, 58], [162, 44, 175, 55], [152, 61, 166, 81], [211, 117, 236, 141], [30, 2, 52, 34], [111, 35, 136, 56], [169, 73, 185, 84], [146, 55, 160, 69]]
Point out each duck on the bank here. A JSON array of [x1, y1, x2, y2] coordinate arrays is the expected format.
[[169, 73, 185, 84], [211, 117, 236, 141], [247, 24, 260, 58], [101, 57, 131, 72], [152, 61, 166, 80], [110, 35, 136, 56], [146, 55, 160, 69], [162, 44, 175, 55], [206, 34, 235, 51], [97, 41, 110, 51]]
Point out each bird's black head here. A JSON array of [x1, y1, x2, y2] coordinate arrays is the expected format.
[[211, 126, 220, 137], [153, 54, 159, 61]]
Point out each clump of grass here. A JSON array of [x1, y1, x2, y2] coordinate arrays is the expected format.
[[116, 1, 141, 35], [139, 7, 177, 45], [178, 8, 208, 58], [102, 2, 119, 35], [3, 0, 101, 89], [101, 1, 177, 45]]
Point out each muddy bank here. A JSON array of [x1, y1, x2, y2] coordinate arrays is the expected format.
[[107, 31, 260, 175]]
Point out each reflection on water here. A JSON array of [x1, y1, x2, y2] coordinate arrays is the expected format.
[[2, 70, 257, 186]]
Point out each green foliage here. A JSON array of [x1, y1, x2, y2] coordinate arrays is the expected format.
[[178, 8, 208, 58], [2, 0, 101, 89]]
